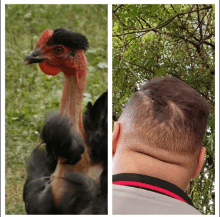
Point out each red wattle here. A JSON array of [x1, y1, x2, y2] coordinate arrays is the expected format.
[[39, 63, 61, 75]]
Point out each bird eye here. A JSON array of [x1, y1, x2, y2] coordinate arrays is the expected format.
[[53, 47, 63, 55]]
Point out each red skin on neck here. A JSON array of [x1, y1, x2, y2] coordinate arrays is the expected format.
[[39, 48, 87, 135]]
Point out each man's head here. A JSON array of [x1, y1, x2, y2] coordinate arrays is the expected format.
[[113, 77, 210, 186]]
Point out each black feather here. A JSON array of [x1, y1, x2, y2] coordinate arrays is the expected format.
[[47, 28, 89, 50], [83, 91, 108, 163], [41, 113, 84, 164], [23, 92, 108, 214]]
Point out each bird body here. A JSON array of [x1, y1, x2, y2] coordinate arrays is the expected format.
[[23, 28, 107, 214]]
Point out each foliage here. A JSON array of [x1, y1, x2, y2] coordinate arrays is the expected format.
[[5, 4, 107, 214], [113, 4, 215, 214]]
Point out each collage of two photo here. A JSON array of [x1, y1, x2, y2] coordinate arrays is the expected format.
[[2, 3, 218, 215]]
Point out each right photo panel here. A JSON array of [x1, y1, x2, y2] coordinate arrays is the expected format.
[[112, 4, 215, 215]]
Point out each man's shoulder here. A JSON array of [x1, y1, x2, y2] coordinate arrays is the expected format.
[[113, 174, 201, 215]]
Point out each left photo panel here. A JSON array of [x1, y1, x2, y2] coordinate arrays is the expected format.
[[5, 4, 108, 214]]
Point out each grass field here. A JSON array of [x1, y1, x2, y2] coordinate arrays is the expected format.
[[5, 4, 108, 214]]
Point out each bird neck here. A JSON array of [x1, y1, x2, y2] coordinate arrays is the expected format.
[[59, 74, 85, 137]]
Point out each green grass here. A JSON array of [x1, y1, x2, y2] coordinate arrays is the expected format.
[[5, 4, 108, 214]]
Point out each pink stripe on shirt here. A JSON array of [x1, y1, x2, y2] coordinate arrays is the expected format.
[[113, 181, 187, 204]]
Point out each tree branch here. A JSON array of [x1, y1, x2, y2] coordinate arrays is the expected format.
[[113, 4, 124, 13], [125, 60, 156, 75]]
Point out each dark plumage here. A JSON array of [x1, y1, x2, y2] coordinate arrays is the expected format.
[[23, 93, 108, 214], [47, 28, 89, 50], [23, 144, 58, 214], [83, 91, 108, 200], [41, 114, 84, 164], [83, 91, 107, 163]]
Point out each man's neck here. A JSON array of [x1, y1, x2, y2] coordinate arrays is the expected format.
[[113, 147, 193, 191]]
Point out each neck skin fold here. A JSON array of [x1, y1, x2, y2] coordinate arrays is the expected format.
[[113, 146, 194, 191]]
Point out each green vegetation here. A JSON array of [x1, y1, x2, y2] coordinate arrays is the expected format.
[[5, 4, 107, 214], [113, 4, 215, 214]]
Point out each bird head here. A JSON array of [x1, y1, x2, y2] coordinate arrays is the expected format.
[[24, 28, 89, 87]]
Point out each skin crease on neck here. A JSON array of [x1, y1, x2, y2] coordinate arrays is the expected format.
[[112, 121, 206, 191]]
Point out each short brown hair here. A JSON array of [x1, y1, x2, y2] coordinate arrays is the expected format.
[[119, 77, 210, 155]]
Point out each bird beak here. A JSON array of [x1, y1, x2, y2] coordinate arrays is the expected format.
[[23, 48, 48, 65]]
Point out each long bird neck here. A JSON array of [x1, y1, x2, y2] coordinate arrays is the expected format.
[[59, 50, 88, 137], [56, 51, 90, 173], [51, 52, 103, 203], [59, 75, 85, 137]]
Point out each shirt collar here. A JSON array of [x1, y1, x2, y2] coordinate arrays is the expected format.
[[113, 173, 195, 207]]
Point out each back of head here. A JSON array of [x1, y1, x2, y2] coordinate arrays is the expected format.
[[118, 77, 210, 164]]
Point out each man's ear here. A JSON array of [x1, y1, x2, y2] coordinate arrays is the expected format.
[[193, 146, 206, 178], [112, 121, 120, 156]]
